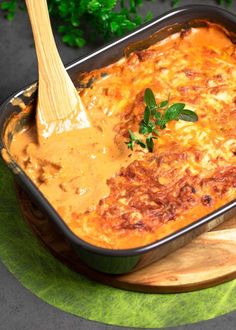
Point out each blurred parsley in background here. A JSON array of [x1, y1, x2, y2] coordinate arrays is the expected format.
[[0, 0, 233, 47]]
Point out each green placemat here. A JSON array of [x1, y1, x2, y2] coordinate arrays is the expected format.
[[0, 159, 236, 328]]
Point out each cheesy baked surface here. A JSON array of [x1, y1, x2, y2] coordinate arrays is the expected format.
[[9, 24, 236, 249]]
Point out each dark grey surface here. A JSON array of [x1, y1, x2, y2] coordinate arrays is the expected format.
[[1, 1, 236, 329], [1, 257, 236, 330]]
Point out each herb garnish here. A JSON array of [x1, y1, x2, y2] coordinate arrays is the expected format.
[[126, 88, 198, 153], [1, 1, 232, 46]]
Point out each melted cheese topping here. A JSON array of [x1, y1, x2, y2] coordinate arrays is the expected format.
[[8, 24, 236, 249]]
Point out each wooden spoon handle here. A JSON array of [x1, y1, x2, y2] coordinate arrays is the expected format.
[[25, 0, 62, 75], [25, 0, 90, 139]]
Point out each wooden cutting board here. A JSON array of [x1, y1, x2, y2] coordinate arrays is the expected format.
[[16, 185, 236, 293]]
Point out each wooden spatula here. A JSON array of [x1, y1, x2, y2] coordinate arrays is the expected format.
[[25, 0, 90, 141]]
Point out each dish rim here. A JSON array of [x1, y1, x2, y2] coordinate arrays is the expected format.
[[0, 4, 236, 257]]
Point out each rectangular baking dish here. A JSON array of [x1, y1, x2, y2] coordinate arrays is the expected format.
[[1, 4, 236, 274]]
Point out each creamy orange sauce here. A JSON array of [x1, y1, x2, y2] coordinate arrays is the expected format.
[[10, 114, 133, 215], [8, 24, 236, 249]]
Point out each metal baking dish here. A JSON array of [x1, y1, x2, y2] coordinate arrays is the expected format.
[[1, 5, 236, 274]]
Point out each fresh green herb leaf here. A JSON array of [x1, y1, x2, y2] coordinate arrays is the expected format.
[[139, 122, 148, 135], [153, 129, 160, 136], [144, 10, 153, 22], [1, 0, 16, 20], [126, 88, 198, 153], [128, 129, 136, 140], [156, 118, 167, 130], [126, 129, 146, 151], [148, 121, 156, 131], [178, 109, 198, 122], [143, 107, 151, 124], [126, 129, 136, 150], [159, 99, 169, 108], [144, 88, 157, 111], [146, 136, 154, 152], [136, 139, 146, 149], [217, 0, 232, 7], [146, 135, 157, 152], [1, 1, 233, 47], [164, 103, 185, 121], [171, 0, 180, 7], [154, 111, 161, 119]]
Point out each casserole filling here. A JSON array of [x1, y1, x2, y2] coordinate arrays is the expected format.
[[8, 24, 236, 249]]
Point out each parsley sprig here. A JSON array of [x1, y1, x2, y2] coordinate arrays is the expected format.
[[126, 88, 198, 152], [0, 0, 233, 46]]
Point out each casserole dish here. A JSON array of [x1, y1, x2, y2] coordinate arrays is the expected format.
[[1, 5, 236, 274]]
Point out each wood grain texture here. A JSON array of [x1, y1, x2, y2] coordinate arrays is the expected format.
[[16, 185, 236, 293], [25, 0, 90, 139], [118, 228, 236, 292]]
